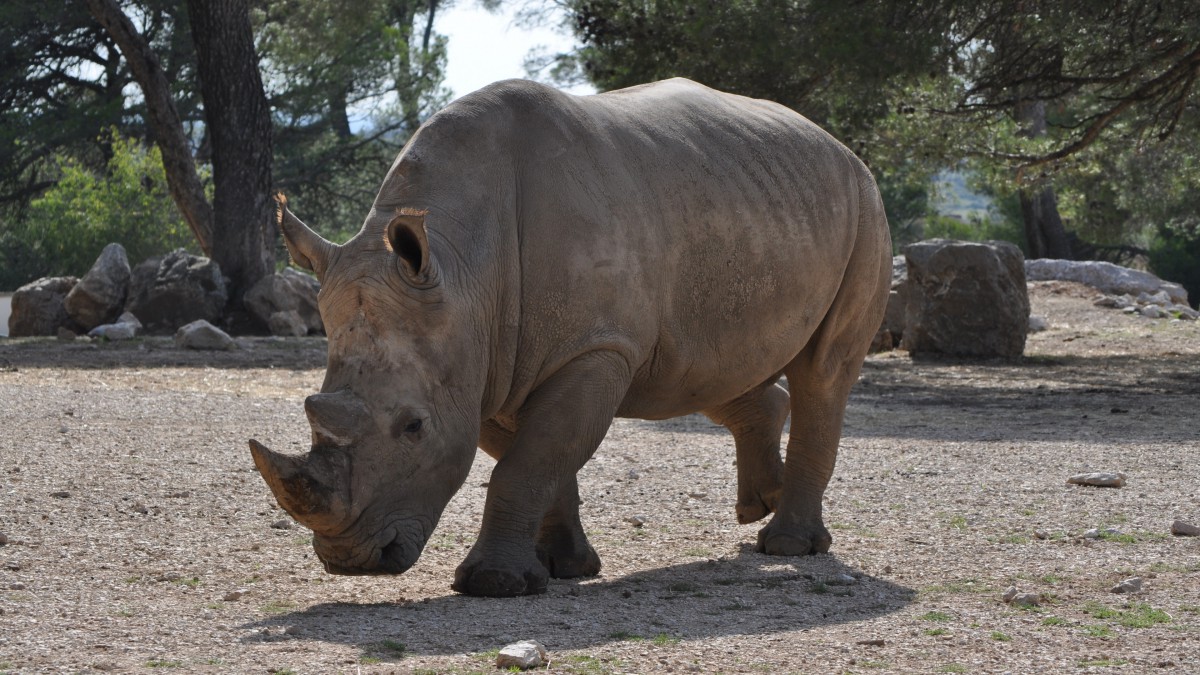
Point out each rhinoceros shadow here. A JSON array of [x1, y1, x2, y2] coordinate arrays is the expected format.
[[239, 545, 915, 656]]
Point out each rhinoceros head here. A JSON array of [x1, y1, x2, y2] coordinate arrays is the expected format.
[[249, 195, 483, 575]]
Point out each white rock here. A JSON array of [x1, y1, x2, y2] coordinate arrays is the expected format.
[[88, 319, 139, 340], [495, 640, 548, 670], [1025, 259, 1188, 305], [1111, 577, 1143, 594], [1028, 315, 1049, 332], [174, 319, 235, 351], [1067, 472, 1126, 488]]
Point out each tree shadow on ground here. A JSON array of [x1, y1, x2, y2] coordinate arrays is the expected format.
[[239, 546, 914, 656]]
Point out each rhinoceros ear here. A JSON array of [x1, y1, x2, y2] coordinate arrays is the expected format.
[[275, 193, 334, 281], [385, 208, 433, 283]]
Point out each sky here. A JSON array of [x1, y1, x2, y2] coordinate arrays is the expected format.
[[435, 2, 594, 100]]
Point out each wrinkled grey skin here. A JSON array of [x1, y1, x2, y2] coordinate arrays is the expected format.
[[250, 78, 891, 597]]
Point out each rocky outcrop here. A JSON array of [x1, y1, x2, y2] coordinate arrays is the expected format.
[[125, 249, 228, 333], [244, 268, 322, 336], [8, 276, 79, 337], [901, 239, 1029, 360], [1025, 259, 1188, 305], [64, 243, 131, 330]]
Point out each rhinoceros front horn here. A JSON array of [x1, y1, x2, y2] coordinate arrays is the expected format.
[[248, 439, 349, 530]]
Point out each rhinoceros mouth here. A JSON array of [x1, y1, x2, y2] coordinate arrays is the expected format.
[[313, 520, 428, 576]]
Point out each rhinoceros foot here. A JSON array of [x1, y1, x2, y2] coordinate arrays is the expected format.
[[736, 486, 782, 525], [452, 555, 549, 597], [536, 532, 602, 579], [755, 519, 833, 556]]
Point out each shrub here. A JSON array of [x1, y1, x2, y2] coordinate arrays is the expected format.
[[3, 130, 197, 288]]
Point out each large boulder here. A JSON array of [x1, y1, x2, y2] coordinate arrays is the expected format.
[[1025, 259, 1188, 305], [243, 268, 322, 336], [124, 249, 228, 334], [901, 239, 1029, 360], [8, 276, 79, 337], [64, 243, 131, 330], [883, 255, 909, 336]]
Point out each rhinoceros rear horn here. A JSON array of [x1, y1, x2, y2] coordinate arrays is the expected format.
[[304, 390, 372, 448], [275, 192, 334, 280]]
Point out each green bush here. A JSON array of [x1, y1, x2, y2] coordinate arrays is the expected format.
[[1149, 220, 1200, 309], [1, 130, 197, 289]]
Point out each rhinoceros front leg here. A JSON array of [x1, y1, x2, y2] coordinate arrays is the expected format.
[[704, 381, 788, 525], [454, 351, 630, 597], [477, 420, 602, 579]]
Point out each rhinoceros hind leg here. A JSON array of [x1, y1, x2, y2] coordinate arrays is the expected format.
[[757, 199, 890, 557], [536, 475, 602, 578], [704, 382, 788, 525]]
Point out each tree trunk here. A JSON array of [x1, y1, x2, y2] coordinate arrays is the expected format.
[[83, 0, 214, 256], [1019, 187, 1073, 259], [1014, 98, 1073, 259], [187, 0, 275, 305]]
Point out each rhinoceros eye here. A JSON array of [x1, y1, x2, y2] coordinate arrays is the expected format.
[[389, 415, 425, 440]]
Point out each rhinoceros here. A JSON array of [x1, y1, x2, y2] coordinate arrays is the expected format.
[[250, 78, 891, 597]]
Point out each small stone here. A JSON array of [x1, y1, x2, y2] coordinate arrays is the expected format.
[[49, 490, 70, 498], [155, 572, 181, 582], [823, 574, 858, 586], [1002, 586, 1019, 603], [270, 519, 293, 530], [1034, 530, 1050, 540], [1009, 593, 1040, 607], [0, 532, 8, 545], [625, 515, 647, 528], [223, 590, 244, 602], [9, 582, 26, 590], [1067, 472, 1126, 488], [495, 640, 548, 670], [132, 502, 148, 514], [284, 625, 300, 635], [1139, 305, 1167, 319], [5, 561, 20, 571], [1171, 520, 1200, 537], [56, 326, 77, 342], [856, 639, 885, 647], [1111, 577, 1143, 594], [688, 492, 708, 499], [174, 319, 235, 351], [627, 469, 640, 480]]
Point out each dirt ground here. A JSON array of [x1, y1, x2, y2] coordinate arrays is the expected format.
[[1, 281, 1198, 674]]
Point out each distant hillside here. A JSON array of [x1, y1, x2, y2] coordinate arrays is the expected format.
[[932, 170, 994, 222]]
